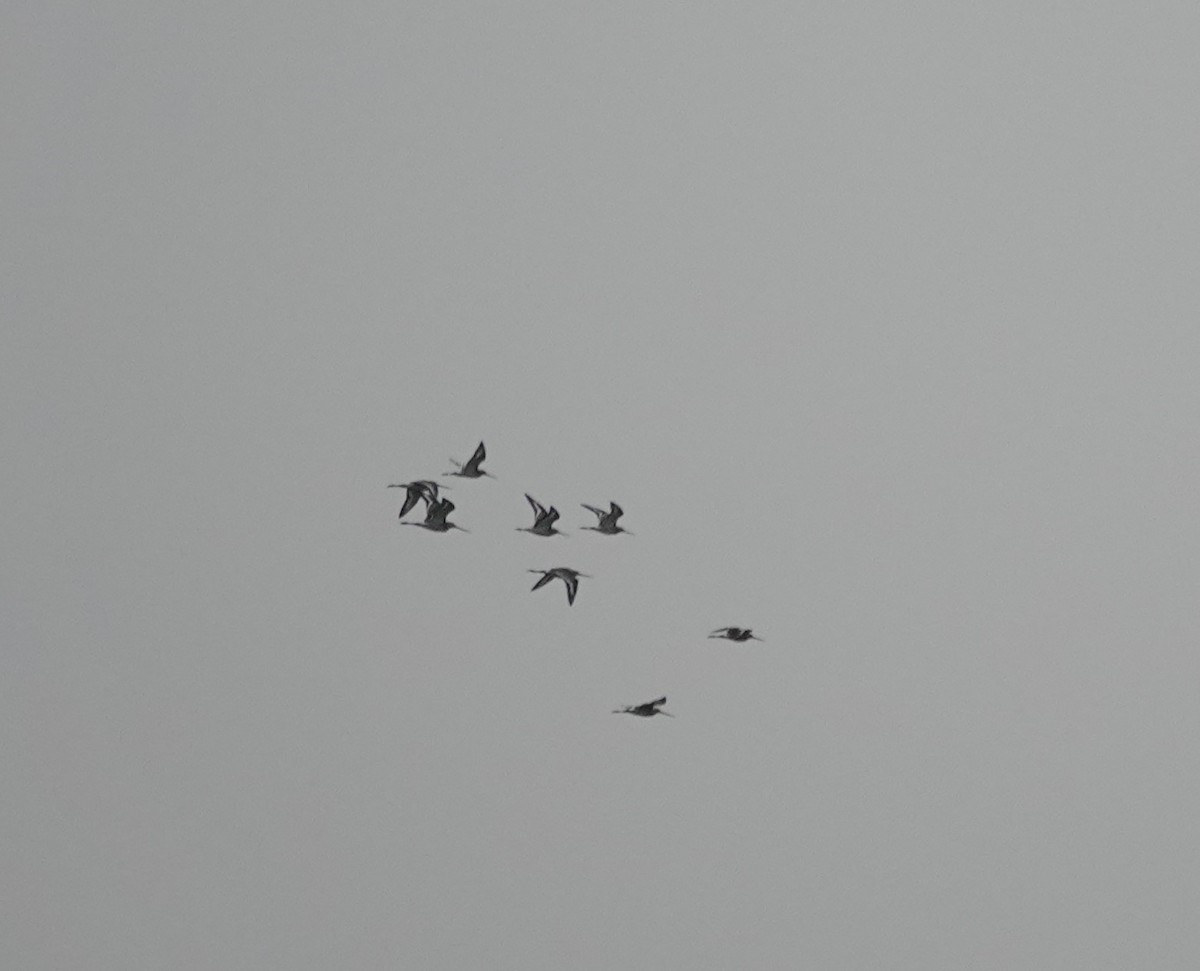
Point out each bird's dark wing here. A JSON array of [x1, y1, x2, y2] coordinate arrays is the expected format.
[[425, 499, 452, 523], [610, 502, 624, 520], [649, 696, 667, 708], [545, 507, 560, 526], [562, 574, 578, 604], [397, 487, 421, 519], [581, 504, 605, 520], [530, 572, 553, 592], [468, 441, 486, 467]]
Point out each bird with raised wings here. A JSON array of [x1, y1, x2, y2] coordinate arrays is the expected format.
[[581, 501, 631, 535], [517, 494, 566, 536], [403, 497, 467, 532], [446, 441, 494, 479]]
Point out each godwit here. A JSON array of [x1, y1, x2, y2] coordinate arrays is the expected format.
[[446, 441, 494, 479], [709, 627, 763, 642], [403, 497, 467, 532], [527, 567, 589, 605], [612, 696, 673, 718], [387, 480, 445, 519], [518, 494, 565, 536], [581, 501, 632, 535]]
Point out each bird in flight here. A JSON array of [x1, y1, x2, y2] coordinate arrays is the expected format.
[[446, 441, 494, 479], [613, 696, 673, 718], [518, 494, 565, 536], [581, 501, 632, 535], [403, 497, 467, 532], [387, 479, 445, 519], [528, 567, 590, 605], [709, 627, 763, 642]]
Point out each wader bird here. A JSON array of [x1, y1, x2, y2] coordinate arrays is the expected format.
[[613, 696, 673, 717], [581, 501, 632, 535], [446, 441, 494, 479], [528, 567, 589, 605], [404, 497, 467, 532], [387, 480, 445, 519], [518, 494, 565, 536], [709, 627, 763, 642]]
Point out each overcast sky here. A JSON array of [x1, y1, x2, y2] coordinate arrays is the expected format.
[[4, 2, 1200, 968]]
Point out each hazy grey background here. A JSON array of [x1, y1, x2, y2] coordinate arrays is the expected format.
[[4, 2, 1199, 967]]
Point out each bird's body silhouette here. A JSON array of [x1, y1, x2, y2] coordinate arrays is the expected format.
[[528, 567, 589, 605], [518, 494, 565, 536], [446, 441, 494, 479], [581, 501, 631, 535], [387, 479, 445, 519], [709, 627, 763, 642], [613, 696, 673, 717], [403, 497, 467, 532]]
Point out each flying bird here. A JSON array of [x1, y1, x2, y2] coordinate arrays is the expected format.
[[387, 479, 445, 519], [528, 567, 590, 605], [709, 627, 763, 642], [446, 441, 494, 479], [613, 696, 673, 718], [581, 501, 632, 535], [517, 494, 565, 536], [403, 497, 467, 532]]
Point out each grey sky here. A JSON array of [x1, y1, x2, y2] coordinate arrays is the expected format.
[[4, 2, 1199, 968]]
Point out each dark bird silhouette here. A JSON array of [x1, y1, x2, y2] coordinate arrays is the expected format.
[[581, 501, 632, 535], [613, 696, 673, 718], [528, 567, 589, 605], [387, 479, 445, 519], [446, 441, 494, 479], [709, 627, 763, 642], [403, 497, 467, 532], [518, 494, 565, 536]]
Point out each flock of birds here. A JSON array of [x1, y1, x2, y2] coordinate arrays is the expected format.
[[391, 441, 764, 720]]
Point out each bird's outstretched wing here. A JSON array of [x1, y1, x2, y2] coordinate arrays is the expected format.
[[397, 487, 422, 519], [465, 441, 486, 471]]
